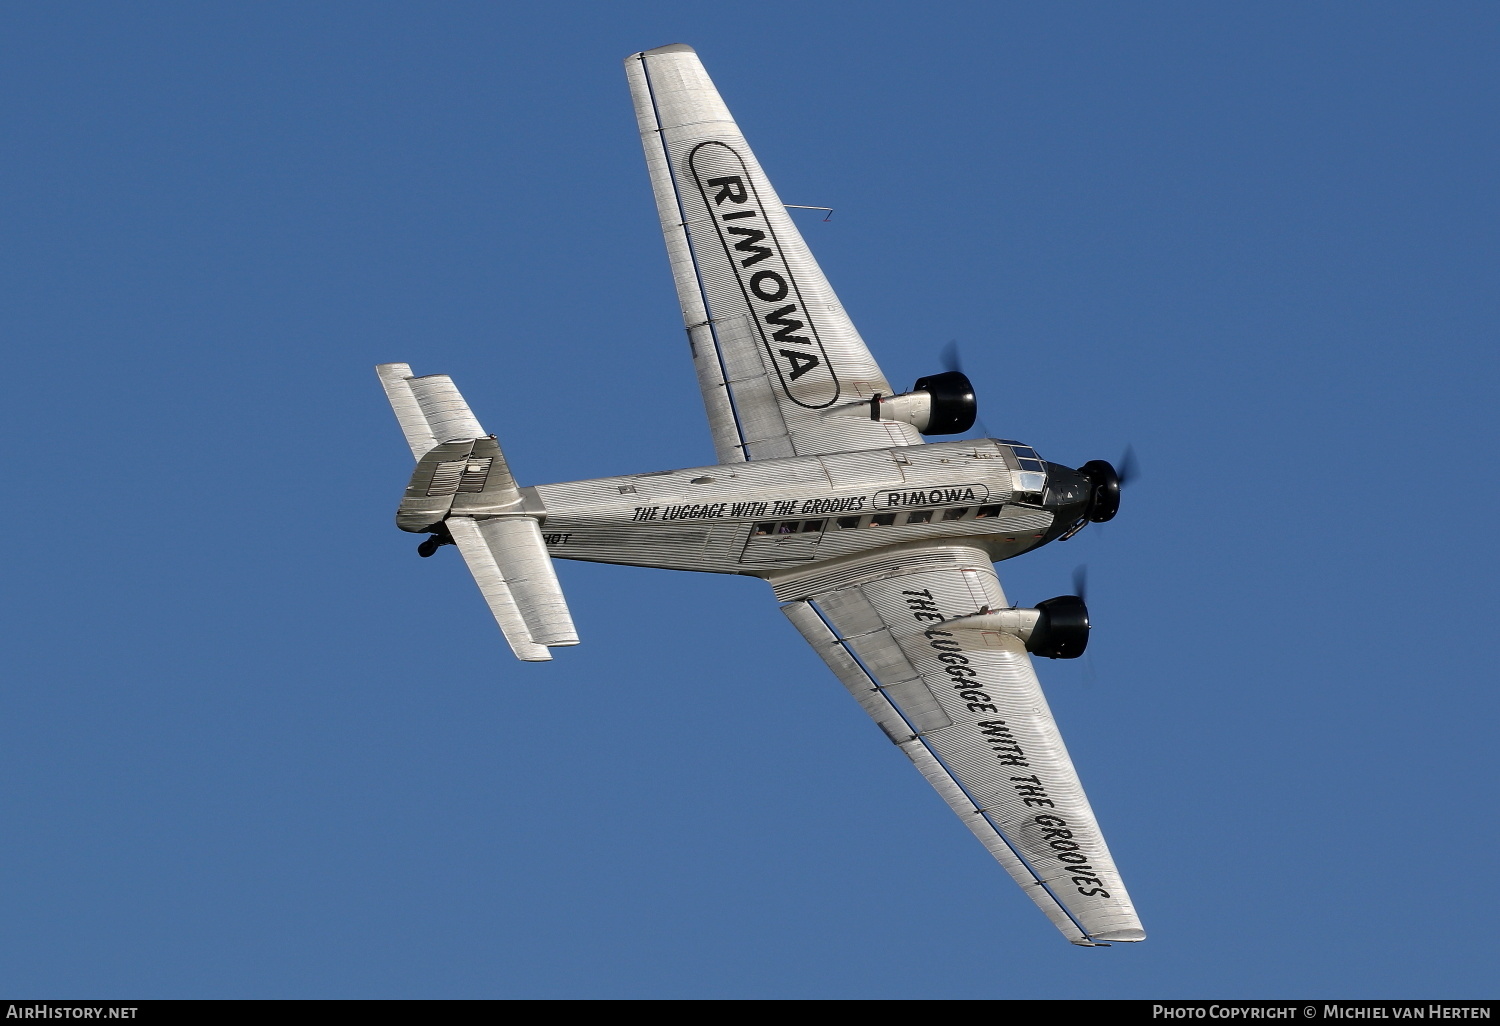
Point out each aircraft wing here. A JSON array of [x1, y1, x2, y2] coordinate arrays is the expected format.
[[774, 544, 1145, 945], [626, 45, 923, 463]]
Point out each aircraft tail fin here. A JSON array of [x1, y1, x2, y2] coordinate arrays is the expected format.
[[377, 363, 579, 661]]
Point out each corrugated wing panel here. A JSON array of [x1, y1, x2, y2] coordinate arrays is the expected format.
[[408, 374, 486, 443], [476, 518, 579, 648], [445, 517, 551, 662], [780, 599, 1079, 941], [376, 363, 439, 458], [777, 545, 1145, 945], [626, 44, 920, 460]]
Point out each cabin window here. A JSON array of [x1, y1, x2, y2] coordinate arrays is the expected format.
[[801, 519, 825, 533], [906, 510, 933, 525], [753, 522, 776, 536], [835, 516, 862, 529], [942, 507, 969, 521], [974, 505, 1003, 518], [777, 521, 800, 535], [869, 513, 897, 527]]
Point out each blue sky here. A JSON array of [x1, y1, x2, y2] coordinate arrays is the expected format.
[[2, 1, 1496, 998]]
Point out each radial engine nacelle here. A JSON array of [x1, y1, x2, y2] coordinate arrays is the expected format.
[[870, 370, 977, 435], [940, 595, 1090, 659]]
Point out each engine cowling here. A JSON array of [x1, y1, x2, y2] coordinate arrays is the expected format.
[[938, 594, 1091, 659], [870, 370, 977, 435], [1027, 595, 1091, 659], [1077, 459, 1121, 523]]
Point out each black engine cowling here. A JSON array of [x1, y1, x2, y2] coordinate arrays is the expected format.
[[1077, 459, 1121, 523], [1025, 594, 1090, 659], [911, 371, 977, 435]]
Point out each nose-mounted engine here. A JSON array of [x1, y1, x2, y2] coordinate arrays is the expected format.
[[870, 370, 977, 435], [1077, 460, 1121, 522], [1034, 455, 1126, 542], [940, 595, 1091, 659]]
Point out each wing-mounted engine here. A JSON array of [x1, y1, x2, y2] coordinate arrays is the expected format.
[[939, 594, 1090, 659], [869, 370, 977, 435]]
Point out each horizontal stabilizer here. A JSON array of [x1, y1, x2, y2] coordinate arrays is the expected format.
[[475, 517, 579, 647], [376, 363, 486, 458], [377, 363, 437, 458], [446, 517, 551, 661], [445, 515, 579, 656], [379, 363, 579, 660], [410, 374, 485, 445]]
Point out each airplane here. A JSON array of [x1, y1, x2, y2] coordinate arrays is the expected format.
[[375, 43, 1144, 946]]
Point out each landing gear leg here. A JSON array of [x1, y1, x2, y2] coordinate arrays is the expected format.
[[417, 522, 454, 558], [1057, 518, 1088, 542]]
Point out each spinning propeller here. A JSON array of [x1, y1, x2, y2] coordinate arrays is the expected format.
[[1076, 445, 1140, 525], [936, 340, 991, 437]]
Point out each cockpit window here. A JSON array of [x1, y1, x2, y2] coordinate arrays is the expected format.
[[1004, 442, 1048, 504], [1013, 472, 1047, 503], [1007, 443, 1047, 472]]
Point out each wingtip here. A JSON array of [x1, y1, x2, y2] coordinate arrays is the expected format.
[[633, 43, 696, 59], [1091, 928, 1147, 943]]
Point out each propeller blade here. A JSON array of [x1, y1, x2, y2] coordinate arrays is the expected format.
[[1074, 565, 1095, 686], [935, 340, 992, 436], [1118, 444, 1140, 487], [940, 339, 964, 374]]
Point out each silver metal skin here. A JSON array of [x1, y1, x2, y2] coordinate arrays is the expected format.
[[942, 607, 1046, 647], [624, 43, 921, 462], [871, 390, 936, 432], [374, 45, 1143, 946], [381, 363, 576, 661]]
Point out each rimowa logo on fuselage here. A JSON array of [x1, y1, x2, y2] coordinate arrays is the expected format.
[[688, 141, 840, 409]]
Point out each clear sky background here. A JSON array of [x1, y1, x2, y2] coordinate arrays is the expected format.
[[2, 1, 1496, 1000]]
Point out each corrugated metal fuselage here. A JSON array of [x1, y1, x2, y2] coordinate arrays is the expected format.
[[527, 439, 1057, 576]]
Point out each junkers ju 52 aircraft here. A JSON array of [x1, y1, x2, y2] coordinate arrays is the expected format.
[[376, 44, 1144, 946]]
